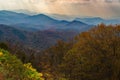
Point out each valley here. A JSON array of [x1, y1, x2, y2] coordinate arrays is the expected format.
[[0, 10, 120, 80]]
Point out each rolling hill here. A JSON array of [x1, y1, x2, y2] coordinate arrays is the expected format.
[[0, 24, 78, 50]]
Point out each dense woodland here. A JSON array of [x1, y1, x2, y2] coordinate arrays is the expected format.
[[0, 24, 120, 80], [0, 24, 78, 50]]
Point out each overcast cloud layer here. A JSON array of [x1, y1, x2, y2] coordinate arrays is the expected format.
[[0, 0, 120, 18]]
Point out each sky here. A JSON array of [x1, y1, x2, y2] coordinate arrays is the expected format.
[[0, 0, 120, 19]]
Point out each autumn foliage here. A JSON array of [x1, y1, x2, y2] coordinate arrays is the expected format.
[[42, 24, 120, 80], [0, 24, 120, 80]]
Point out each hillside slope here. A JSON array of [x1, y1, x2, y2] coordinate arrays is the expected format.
[[0, 24, 78, 50]]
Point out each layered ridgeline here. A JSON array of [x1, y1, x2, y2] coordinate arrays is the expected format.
[[0, 10, 92, 50], [0, 10, 91, 31], [0, 10, 120, 50], [75, 17, 120, 25], [0, 10, 120, 31]]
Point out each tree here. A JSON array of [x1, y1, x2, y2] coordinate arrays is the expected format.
[[40, 40, 73, 79], [60, 24, 120, 80]]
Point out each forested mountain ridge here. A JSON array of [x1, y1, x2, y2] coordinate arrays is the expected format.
[[0, 24, 78, 50], [0, 10, 120, 80], [0, 24, 120, 80]]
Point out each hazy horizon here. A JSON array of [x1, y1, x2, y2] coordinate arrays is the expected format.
[[0, 0, 120, 19]]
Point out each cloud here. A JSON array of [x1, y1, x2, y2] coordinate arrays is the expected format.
[[0, 0, 120, 18]]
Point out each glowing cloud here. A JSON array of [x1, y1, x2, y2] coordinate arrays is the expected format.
[[0, 0, 120, 18]]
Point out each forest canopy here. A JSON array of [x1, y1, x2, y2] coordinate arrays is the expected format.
[[42, 24, 120, 80], [0, 24, 120, 80]]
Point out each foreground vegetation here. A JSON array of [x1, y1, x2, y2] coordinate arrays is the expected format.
[[0, 49, 44, 80], [0, 24, 120, 80], [42, 24, 120, 80]]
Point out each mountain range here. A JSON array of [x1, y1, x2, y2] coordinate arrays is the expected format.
[[0, 10, 120, 31], [0, 24, 78, 50], [0, 10, 92, 31], [0, 10, 119, 50], [75, 17, 120, 25]]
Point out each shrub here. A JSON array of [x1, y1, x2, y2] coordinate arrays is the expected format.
[[0, 49, 44, 80]]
